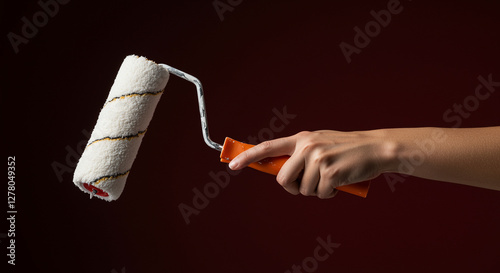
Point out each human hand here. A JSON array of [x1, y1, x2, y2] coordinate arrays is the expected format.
[[229, 130, 395, 198]]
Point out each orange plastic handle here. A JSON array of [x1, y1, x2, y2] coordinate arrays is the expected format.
[[220, 137, 370, 198]]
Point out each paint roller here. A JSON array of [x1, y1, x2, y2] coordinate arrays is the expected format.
[[73, 55, 370, 201]]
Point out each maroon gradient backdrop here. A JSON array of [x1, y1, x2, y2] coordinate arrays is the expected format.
[[2, 0, 500, 272]]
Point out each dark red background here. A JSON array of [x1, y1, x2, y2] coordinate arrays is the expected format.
[[2, 0, 500, 272]]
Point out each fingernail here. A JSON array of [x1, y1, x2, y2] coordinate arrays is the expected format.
[[229, 160, 238, 170]]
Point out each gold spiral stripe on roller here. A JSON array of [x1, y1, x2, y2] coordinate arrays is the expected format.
[[84, 89, 163, 187], [86, 89, 164, 147], [104, 89, 164, 106], [92, 170, 131, 186], [86, 129, 147, 147]]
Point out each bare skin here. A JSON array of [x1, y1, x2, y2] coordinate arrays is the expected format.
[[228, 127, 500, 198]]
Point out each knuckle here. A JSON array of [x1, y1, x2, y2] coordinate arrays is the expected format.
[[299, 188, 312, 196], [317, 180, 336, 199], [259, 140, 273, 152], [296, 131, 311, 138], [277, 177, 300, 195], [301, 139, 324, 154], [323, 167, 339, 180], [276, 175, 288, 186], [317, 192, 330, 199], [301, 142, 319, 154], [311, 152, 325, 164]]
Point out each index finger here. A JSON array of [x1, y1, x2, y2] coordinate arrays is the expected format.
[[229, 136, 296, 170]]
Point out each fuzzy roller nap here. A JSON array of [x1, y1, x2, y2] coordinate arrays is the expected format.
[[73, 55, 170, 201]]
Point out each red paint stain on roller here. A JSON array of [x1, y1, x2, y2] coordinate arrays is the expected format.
[[82, 183, 109, 197]]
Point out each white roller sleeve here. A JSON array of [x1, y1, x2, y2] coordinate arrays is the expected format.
[[73, 55, 170, 201]]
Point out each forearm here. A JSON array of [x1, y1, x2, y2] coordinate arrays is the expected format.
[[382, 127, 500, 190]]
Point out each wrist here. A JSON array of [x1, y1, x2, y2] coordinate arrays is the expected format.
[[371, 129, 402, 174]]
